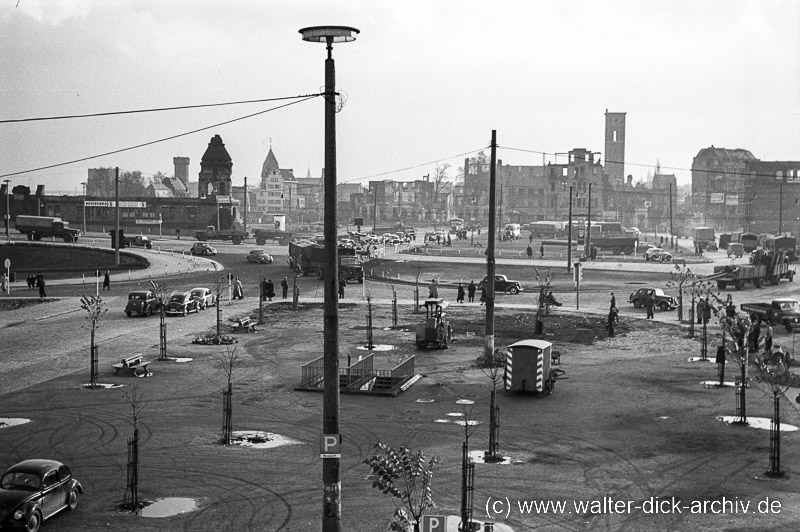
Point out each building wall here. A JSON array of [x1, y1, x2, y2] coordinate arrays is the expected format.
[[604, 111, 626, 187]]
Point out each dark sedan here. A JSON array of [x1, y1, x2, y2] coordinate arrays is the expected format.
[[0, 459, 82, 532], [165, 291, 200, 316]]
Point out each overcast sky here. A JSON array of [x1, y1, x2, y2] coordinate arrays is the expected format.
[[1, 0, 798, 194]]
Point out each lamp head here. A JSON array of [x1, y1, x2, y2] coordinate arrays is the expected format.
[[299, 26, 359, 43]]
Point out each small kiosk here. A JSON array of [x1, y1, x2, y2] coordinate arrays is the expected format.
[[504, 339, 563, 394]]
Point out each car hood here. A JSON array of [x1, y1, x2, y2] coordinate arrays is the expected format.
[[0, 488, 35, 519]]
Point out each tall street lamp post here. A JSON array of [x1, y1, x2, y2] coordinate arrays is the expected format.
[[81, 182, 87, 235], [3, 179, 10, 242], [300, 24, 358, 532]]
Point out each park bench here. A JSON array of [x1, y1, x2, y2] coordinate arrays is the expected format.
[[112, 354, 153, 377], [232, 316, 257, 333]]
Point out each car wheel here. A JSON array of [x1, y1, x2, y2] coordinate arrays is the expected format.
[[508, 286, 520, 295], [659, 302, 669, 311], [125, 311, 132, 317], [145, 306, 152, 317], [633, 299, 642, 308], [200, 302, 205, 310], [67, 486, 80, 511], [182, 308, 187, 317], [25, 511, 41, 532]]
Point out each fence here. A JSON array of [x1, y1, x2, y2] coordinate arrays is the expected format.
[[300, 356, 325, 388]]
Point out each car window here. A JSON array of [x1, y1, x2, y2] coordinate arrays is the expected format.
[[43, 470, 58, 488], [1, 472, 41, 490], [57, 465, 71, 481], [129, 294, 143, 301], [169, 295, 184, 303]]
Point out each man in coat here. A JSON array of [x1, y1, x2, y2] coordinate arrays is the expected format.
[[281, 277, 289, 299]]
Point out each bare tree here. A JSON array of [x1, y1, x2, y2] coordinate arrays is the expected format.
[[754, 347, 797, 477], [220, 345, 240, 445], [666, 264, 698, 322], [122, 386, 147, 511], [410, 263, 427, 312], [149, 281, 169, 360], [363, 444, 438, 532], [480, 349, 504, 462], [80, 295, 107, 388]]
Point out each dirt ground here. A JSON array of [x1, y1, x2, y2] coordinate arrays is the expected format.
[[2, 300, 800, 531]]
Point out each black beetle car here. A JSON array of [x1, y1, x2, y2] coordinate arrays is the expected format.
[[0, 459, 83, 532]]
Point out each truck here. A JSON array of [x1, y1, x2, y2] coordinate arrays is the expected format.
[[288, 240, 364, 282], [589, 235, 638, 255], [123, 235, 153, 249], [694, 226, 717, 251], [15, 215, 80, 242], [194, 225, 248, 245], [740, 299, 800, 332], [252, 228, 292, 246], [765, 235, 797, 262], [713, 250, 794, 290]]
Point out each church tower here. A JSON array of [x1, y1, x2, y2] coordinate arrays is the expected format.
[[604, 110, 626, 186], [198, 134, 233, 198]]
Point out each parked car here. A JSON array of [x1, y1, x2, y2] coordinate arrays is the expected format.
[[165, 291, 200, 316], [246, 249, 274, 264], [124, 290, 160, 317], [0, 459, 82, 531], [190, 287, 216, 309], [478, 274, 522, 294], [190, 243, 217, 256], [123, 235, 153, 249], [644, 247, 673, 262], [629, 288, 678, 311]]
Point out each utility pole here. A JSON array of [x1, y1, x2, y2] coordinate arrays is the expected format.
[[372, 184, 377, 233], [243, 176, 247, 235], [484, 130, 497, 361], [566, 186, 573, 274], [115, 167, 120, 266], [779, 177, 784, 235], [669, 182, 674, 248], [584, 183, 592, 259]]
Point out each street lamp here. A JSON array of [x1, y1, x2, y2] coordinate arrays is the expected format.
[[81, 182, 87, 235], [299, 24, 358, 532], [3, 179, 10, 242]]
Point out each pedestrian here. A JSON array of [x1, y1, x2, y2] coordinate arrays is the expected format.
[[36, 273, 46, 298], [27, 274, 35, 290], [467, 280, 476, 303], [265, 279, 275, 301], [646, 291, 655, 319], [480, 285, 487, 305], [457, 283, 465, 304], [0, 272, 7, 294], [526, 244, 533, 259], [610, 292, 616, 310], [233, 276, 244, 300], [540, 242, 545, 258], [751, 320, 761, 352], [607, 308, 619, 337], [338, 277, 347, 299], [103, 270, 111, 291], [765, 324, 773, 353], [281, 277, 289, 299], [697, 298, 705, 324], [428, 279, 438, 299]]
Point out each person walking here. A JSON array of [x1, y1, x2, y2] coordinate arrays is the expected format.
[[281, 277, 289, 299], [428, 279, 438, 298], [0, 272, 7, 294], [456, 283, 465, 304], [480, 285, 487, 305], [765, 324, 774, 353], [265, 279, 275, 302], [540, 242, 545, 258], [467, 281, 476, 303], [233, 276, 244, 300], [36, 273, 46, 298], [645, 291, 655, 319], [607, 308, 619, 337], [697, 298, 705, 324], [610, 292, 616, 310], [103, 270, 111, 291], [526, 244, 533, 259], [338, 277, 347, 299], [751, 320, 761, 352]]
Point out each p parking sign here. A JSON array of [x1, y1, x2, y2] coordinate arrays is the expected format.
[[422, 515, 446, 532], [320, 433, 341, 458]]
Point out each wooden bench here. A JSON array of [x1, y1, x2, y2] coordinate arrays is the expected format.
[[232, 317, 257, 333], [112, 354, 153, 377]]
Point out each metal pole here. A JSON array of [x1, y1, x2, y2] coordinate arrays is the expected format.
[[484, 130, 497, 361], [567, 186, 573, 273], [4, 179, 11, 242], [585, 183, 592, 258], [669, 182, 674, 249], [779, 178, 783, 234], [81, 182, 87, 235], [372, 185, 377, 233], [322, 35, 341, 532], [115, 167, 120, 266], [243, 176, 248, 236]]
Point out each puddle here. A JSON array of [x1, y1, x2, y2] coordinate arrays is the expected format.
[[82, 383, 123, 389], [456, 399, 475, 405], [0, 418, 31, 429], [355, 344, 397, 351], [140, 497, 197, 518], [228, 430, 303, 449]]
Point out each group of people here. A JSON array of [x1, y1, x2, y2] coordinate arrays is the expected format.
[[434, 279, 486, 305], [525, 242, 546, 259]]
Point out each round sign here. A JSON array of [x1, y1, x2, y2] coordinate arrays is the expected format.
[[3, 258, 9, 269]]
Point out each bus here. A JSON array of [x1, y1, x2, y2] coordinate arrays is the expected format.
[[528, 221, 564, 238], [449, 218, 464, 232]]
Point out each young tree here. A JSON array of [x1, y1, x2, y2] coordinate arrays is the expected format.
[[220, 345, 239, 445], [363, 444, 438, 532], [80, 295, 107, 388], [410, 263, 427, 312], [666, 264, 698, 322], [149, 281, 169, 360], [479, 349, 505, 462], [122, 386, 147, 511]]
